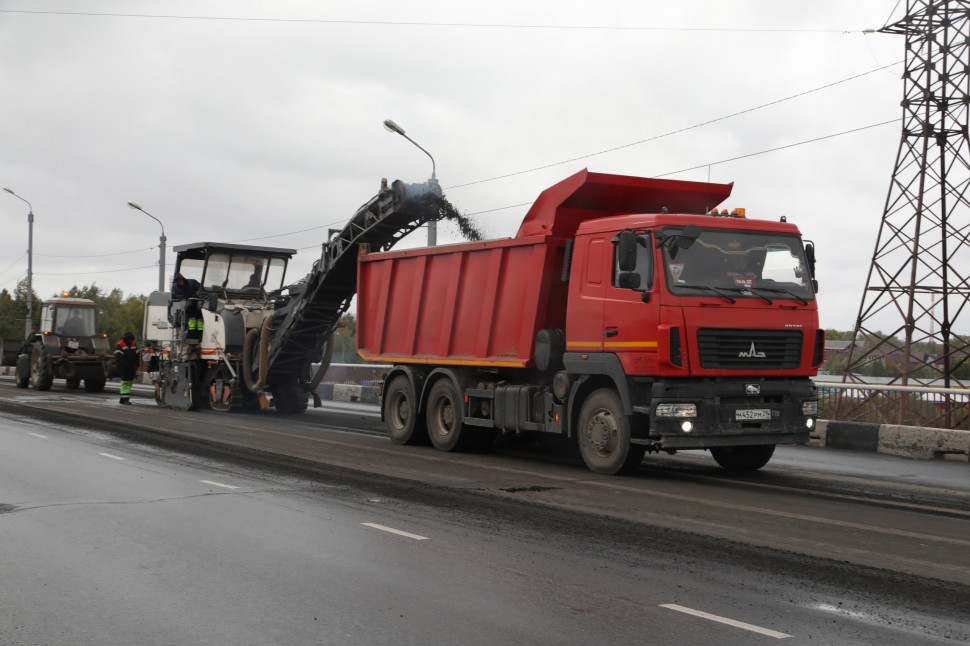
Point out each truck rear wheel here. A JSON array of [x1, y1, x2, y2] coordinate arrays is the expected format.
[[30, 345, 53, 391], [384, 376, 428, 445], [426, 379, 484, 452], [578, 388, 645, 475], [710, 445, 775, 471]]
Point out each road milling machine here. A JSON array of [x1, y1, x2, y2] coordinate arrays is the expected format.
[[143, 177, 445, 413]]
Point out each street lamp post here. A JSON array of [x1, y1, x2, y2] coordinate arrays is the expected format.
[[3, 187, 34, 338], [383, 119, 438, 246], [127, 201, 167, 292]]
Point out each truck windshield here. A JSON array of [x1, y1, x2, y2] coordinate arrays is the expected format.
[[662, 228, 814, 301]]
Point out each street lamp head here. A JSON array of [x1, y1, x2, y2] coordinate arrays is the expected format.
[[383, 119, 405, 136], [127, 201, 142, 211], [3, 187, 13, 195]]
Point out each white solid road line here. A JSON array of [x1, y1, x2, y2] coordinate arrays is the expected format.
[[200, 479, 239, 490], [98, 452, 126, 461], [28, 432, 47, 439], [660, 604, 792, 639], [361, 522, 429, 541]]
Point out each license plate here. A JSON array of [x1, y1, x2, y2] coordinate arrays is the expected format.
[[68, 340, 79, 350], [736, 408, 771, 421]]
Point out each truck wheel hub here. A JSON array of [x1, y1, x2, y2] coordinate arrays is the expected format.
[[394, 398, 410, 425], [588, 411, 616, 452]]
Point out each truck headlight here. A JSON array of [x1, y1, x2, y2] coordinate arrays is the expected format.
[[802, 401, 818, 416], [656, 403, 697, 418]]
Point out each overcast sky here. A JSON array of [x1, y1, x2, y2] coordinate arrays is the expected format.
[[0, 1, 910, 331]]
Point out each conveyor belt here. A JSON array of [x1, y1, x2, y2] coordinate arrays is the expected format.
[[263, 179, 444, 380]]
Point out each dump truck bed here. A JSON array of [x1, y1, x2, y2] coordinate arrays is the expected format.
[[356, 235, 568, 367]]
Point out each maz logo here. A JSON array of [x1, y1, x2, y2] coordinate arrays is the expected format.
[[739, 342, 766, 359]]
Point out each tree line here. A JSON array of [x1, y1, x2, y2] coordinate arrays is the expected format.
[[0, 278, 362, 361], [0, 280, 146, 347]]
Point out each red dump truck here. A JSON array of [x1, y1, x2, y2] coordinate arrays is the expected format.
[[357, 170, 822, 475]]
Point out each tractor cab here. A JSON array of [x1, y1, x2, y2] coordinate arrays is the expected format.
[[40, 297, 101, 345], [173, 242, 296, 298]]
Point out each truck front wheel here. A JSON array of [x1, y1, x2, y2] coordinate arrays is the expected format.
[[30, 345, 53, 391], [578, 388, 645, 475], [384, 376, 428, 445], [710, 445, 775, 471]]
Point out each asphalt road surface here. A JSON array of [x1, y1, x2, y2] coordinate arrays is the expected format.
[[1, 379, 968, 645]]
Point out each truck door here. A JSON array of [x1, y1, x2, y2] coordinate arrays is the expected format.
[[604, 231, 659, 376], [565, 236, 608, 352]]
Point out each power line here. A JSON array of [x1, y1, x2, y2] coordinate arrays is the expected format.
[[447, 62, 902, 190], [0, 10, 866, 33], [464, 119, 900, 217], [35, 246, 157, 259], [0, 253, 26, 280], [224, 222, 337, 244], [654, 119, 899, 178], [35, 264, 158, 276]]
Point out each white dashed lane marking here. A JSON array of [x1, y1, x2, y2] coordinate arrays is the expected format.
[[28, 432, 48, 439], [362, 523, 429, 541], [200, 480, 239, 490], [98, 452, 126, 461], [660, 604, 791, 639]]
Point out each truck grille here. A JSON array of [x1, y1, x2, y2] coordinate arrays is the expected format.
[[697, 328, 802, 370]]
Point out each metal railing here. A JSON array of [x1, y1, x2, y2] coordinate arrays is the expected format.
[[817, 381, 970, 431]]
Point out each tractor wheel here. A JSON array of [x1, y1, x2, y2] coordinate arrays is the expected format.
[[15, 357, 29, 388], [30, 344, 53, 391]]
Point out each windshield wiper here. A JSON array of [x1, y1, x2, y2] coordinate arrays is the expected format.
[[754, 286, 809, 305], [736, 287, 773, 304], [678, 285, 736, 303]]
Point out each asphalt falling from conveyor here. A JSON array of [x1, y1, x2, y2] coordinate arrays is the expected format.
[[403, 193, 485, 242]]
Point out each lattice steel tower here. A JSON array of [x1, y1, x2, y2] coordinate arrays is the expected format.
[[843, 0, 970, 388]]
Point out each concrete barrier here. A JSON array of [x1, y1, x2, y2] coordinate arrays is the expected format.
[[815, 419, 969, 462], [879, 424, 970, 460], [328, 383, 380, 404]]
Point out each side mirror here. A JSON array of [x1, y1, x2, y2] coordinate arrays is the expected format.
[[614, 231, 638, 272], [617, 272, 641, 289]]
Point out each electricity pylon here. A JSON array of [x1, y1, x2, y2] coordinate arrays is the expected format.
[[843, 0, 970, 397]]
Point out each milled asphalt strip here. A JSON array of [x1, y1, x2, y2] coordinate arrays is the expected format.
[[6, 391, 965, 549], [660, 604, 792, 639], [588, 479, 970, 548], [361, 523, 429, 541]]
